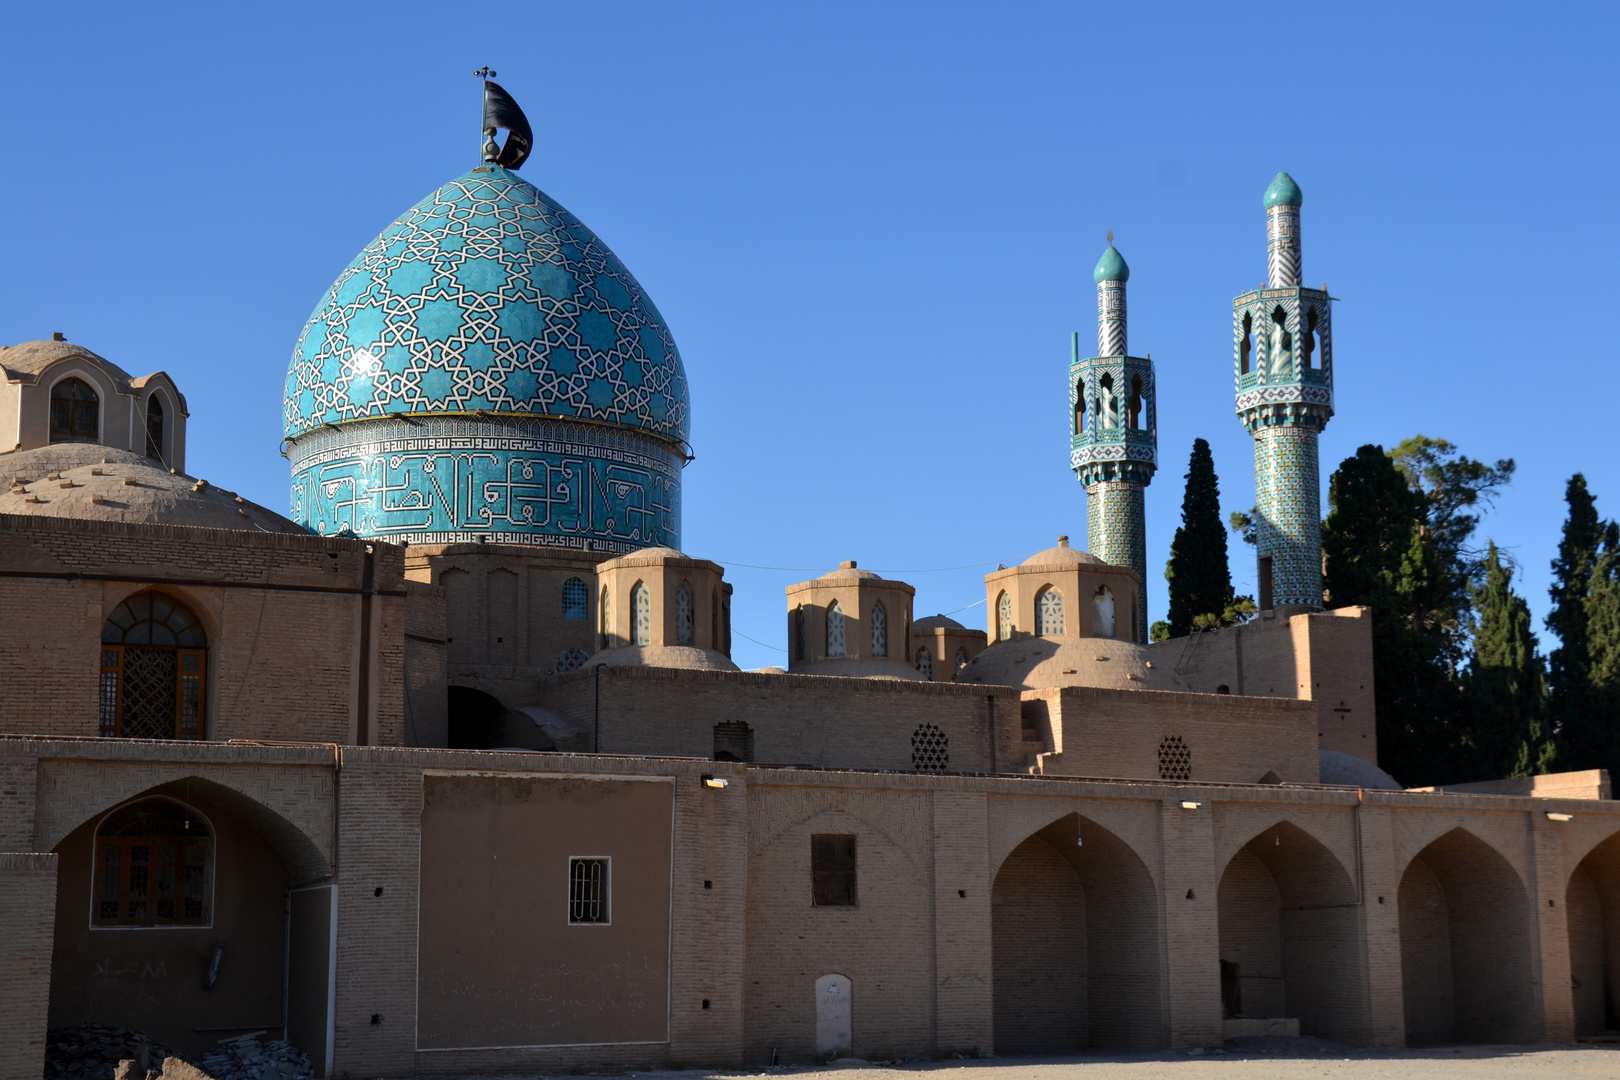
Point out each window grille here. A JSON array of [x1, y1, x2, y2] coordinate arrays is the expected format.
[[996, 592, 1012, 641], [811, 835, 857, 907], [870, 602, 887, 658], [1093, 586, 1116, 639], [912, 723, 949, 772], [145, 396, 164, 461], [1037, 588, 1065, 636], [568, 857, 610, 924], [600, 586, 612, 646], [556, 649, 589, 674], [915, 647, 933, 679], [1158, 735, 1192, 781], [954, 648, 969, 672], [50, 377, 99, 443], [675, 583, 694, 645], [632, 583, 651, 646], [561, 577, 589, 621], [826, 600, 846, 658], [794, 605, 806, 661], [94, 799, 211, 927], [714, 721, 754, 762], [100, 592, 207, 740]]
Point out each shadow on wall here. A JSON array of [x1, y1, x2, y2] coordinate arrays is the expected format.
[[1398, 828, 1535, 1046], [1567, 830, 1620, 1037], [1217, 820, 1363, 1042], [447, 686, 578, 751], [990, 812, 1164, 1052]]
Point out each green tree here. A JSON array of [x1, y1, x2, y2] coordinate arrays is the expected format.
[[1164, 439, 1234, 638], [1464, 542, 1553, 779], [1546, 475, 1619, 771]]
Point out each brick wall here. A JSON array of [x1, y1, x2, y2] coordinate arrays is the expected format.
[[0, 513, 406, 745], [0, 852, 57, 1080]]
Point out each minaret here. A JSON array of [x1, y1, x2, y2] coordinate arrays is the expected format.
[[1071, 240, 1157, 642], [1234, 173, 1334, 612]]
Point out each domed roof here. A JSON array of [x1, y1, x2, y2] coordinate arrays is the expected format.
[[283, 165, 689, 445], [1319, 749, 1401, 790], [793, 658, 929, 682], [1263, 172, 1303, 209], [582, 644, 739, 673], [914, 614, 966, 631], [1093, 244, 1129, 284], [1021, 536, 1105, 568], [0, 445, 304, 532], [954, 637, 1184, 692]]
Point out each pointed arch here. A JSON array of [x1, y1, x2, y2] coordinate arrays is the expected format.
[[1036, 586, 1064, 636], [869, 601, 887, 658], [826, 600, 846, 658], [674, 581, 694, 646], [631, 581, 651, 646], [995, 591, 1012, 642]]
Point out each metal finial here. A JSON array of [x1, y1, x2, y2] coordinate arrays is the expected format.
[[475, 67, 499, 161], [1107, 229, 1113, 245]]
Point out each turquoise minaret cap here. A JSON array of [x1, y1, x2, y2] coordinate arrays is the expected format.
[[1093, 244, 1130, 284], [1263, 172, 1303, 209]]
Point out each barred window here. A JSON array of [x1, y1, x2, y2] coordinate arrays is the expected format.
[[100, 592, 207, 740], [996, 591, 1012, 641], [954, 647, 969, 672], [94, 799, 211, 928], [811, 834, 857, 907], [1037, 588, 1065, 636], [915, 646, 933, 679], [561, 577, 589, 621], [675, 582, 694, 645], [826, 600, 846, 658], [568, 857, 610, 924], [870, 601, 887, 658], [632, 582, 651, 646], [555, 649, 589, 674]]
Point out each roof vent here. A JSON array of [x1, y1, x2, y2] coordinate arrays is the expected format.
[[1057, 535, 1069, 547], [840, 560, 857, 570], [51, 331, 65, 342]]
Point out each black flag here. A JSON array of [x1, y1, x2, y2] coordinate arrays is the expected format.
[[482, 80, 533, 170]]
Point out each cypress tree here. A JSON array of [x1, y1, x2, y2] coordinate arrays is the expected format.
[[1163, 439, 1233, 638], [1586, 544, 1620, 774], [1465, 542, 1553, 779], [1547, 475, 1612, 769]]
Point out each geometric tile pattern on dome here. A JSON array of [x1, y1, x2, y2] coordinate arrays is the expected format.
[[283, 166, 689, 446], [1252, 425, 1322, 608], [1085, 480, 1147, 641], [287, 415, 680, 550]]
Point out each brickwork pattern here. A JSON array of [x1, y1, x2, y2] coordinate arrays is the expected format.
[[0, 852, 58, 1080]]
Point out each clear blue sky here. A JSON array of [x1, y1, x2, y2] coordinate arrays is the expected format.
[[2, 3, 1615, 671]]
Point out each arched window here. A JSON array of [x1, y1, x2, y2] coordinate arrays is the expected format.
[[1092, 586, 1116, 639], [870, 601, 887, 658], [556, 649, 589, 673], [632, 582, 651, 646], [915, 647, 933, 679], [599, 585, 612, 647], [94, 799, 212, 927], [561, 577, 588, 621], [1074, 379, 1086, 434], [1099, 373, 1118, 429], [1302, 307, 1318, 369], [826, 600, 846, 658], [1239, 313, 1253, 375], [100, 592, 207, 740], [1270, 306, 1292, 378], [954, 647, 969, 672], [675, 582, 694, 645], [996, 591, 1012, 641], [50, 377, 99, 443], [1037, 588, 1064, 636], [1128, 375, 1143, 430], [144, 395, 165, 461], [794, 605, 806, 662]]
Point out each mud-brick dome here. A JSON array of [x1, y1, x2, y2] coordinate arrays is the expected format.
[[283, 165, 689, 446]]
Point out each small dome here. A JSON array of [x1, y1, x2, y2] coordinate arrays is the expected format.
[[0, 445, 304, 533], [0, 339, 134, 385], [954, 637, 1183, 692], [1263, 172, 1303, 209], [792, 658, 929, 682], [1093, 245, 1130, 284], [1021, 536, 1105, 568], [581, 645, 739, 673], [914, 614, 966, 631], [1319, 749, 1401, 790], [284, 165, 689, 445]]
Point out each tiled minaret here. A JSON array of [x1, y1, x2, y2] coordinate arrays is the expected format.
[[1071, 241, 1157, 642], [1234, 173, 1334, 611]]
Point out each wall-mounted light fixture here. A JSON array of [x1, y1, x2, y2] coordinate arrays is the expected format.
[[701, 776, 728, 790], [1546, 812, 1573, 822], [1180, 801, 1201, 810]]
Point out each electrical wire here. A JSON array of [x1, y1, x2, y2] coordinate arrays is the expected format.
[[731, 627, 788, 653], [716, 559, 999, 574]]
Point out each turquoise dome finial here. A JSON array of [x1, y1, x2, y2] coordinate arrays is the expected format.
[[1264, 172, 1303, 209], [1093, 241, 1129, 284]]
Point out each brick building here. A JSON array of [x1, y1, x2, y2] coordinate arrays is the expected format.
[[0, 109, 1613, 1078]]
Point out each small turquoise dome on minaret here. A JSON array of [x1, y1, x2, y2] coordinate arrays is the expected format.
[[1093, 244, 1130, 284], [1263, 172, 1303, 209]]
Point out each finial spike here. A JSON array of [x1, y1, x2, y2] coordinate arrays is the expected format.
[[1107, 229, 1114, 245]]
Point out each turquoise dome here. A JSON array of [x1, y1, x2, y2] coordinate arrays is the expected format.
[[1263, 172, 1303, 209], [283, 165, 689, 446], [1093, 245, 1129, 284]]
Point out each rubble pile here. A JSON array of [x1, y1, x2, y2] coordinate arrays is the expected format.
[[198, 1032, 311, 1080], [45, 1025, 180, 1080]]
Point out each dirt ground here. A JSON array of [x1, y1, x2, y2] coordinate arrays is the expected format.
[[451, 1037, 1620, 1080]]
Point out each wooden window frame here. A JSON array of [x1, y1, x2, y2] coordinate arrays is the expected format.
[[91, 798, 214, 930]]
